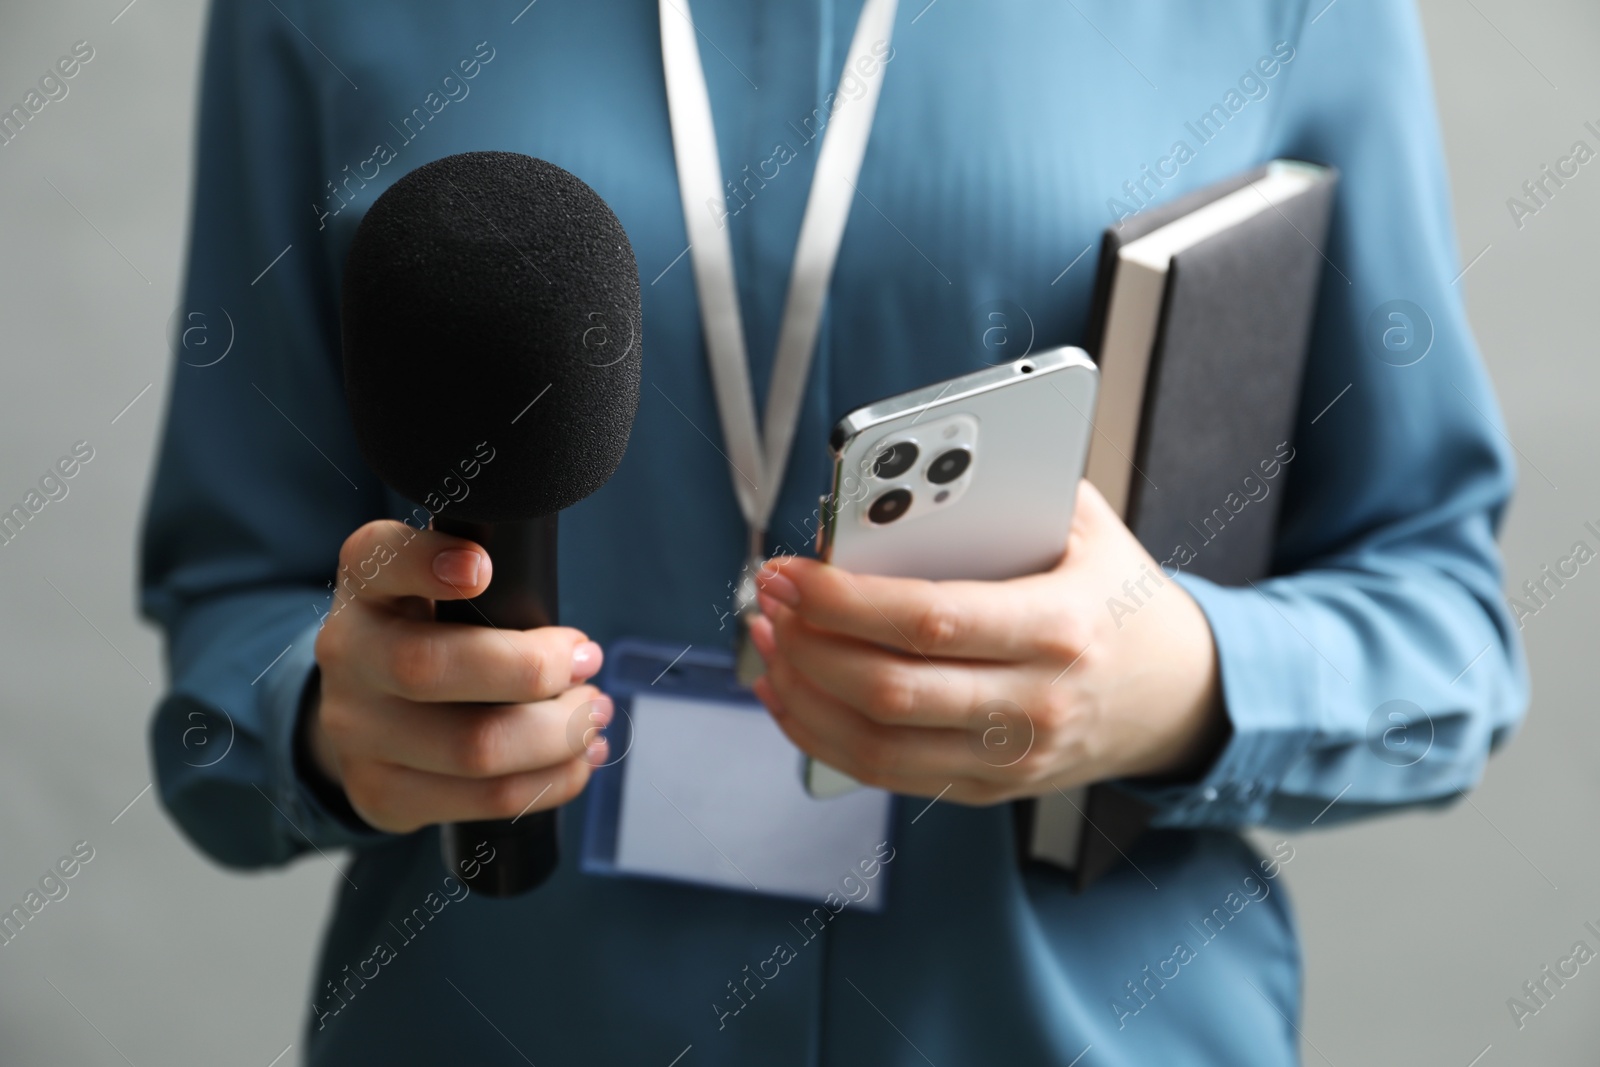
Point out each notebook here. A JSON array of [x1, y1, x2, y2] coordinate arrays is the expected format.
[[1020, 160, 1338, 889]]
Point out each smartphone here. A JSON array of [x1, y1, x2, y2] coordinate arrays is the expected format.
[[804, 347, 1099, 798]]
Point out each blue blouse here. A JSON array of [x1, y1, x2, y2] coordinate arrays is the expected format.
[[140, 0, 1527, 1063]]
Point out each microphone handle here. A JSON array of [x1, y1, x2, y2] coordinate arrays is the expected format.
[[432, 513, 561, 897]]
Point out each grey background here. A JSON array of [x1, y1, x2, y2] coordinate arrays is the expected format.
[[0, 1, 1592, 1064]]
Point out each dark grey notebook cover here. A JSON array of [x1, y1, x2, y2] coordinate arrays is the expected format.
[[1128, 171, 1337, 584], [1018, 162, 1337, 891]]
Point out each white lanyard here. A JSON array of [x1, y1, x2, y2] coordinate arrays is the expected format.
[[659, 0, 899, 565]]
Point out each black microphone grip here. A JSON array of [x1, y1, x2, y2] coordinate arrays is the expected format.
[[432, 513, 562, 897]]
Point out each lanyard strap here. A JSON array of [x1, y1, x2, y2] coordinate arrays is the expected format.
[[660, 0, 899, 539]]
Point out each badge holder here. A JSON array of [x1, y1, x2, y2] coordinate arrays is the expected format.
[[582, 639, 895, 911]]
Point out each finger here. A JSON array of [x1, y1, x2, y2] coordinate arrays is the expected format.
[[753, 675, 999, 802], [1065, 478, 1121, 553], [757, 555, 1062, 662], [760, 648, 992, 784], [335, 519, 494, 609], [341, 609, 599, 703], [1075, 477, 1121, 526], [762, 597, 996, 729], [346, 751, 599, 833], [362, 686, 613, 778]]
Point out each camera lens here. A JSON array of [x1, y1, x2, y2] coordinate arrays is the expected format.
[[867, 488, 913, 525], [872, 441, 918, 479], [926, 448, 971, 485]]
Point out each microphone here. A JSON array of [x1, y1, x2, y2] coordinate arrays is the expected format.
[[340, 151, 642, 897]]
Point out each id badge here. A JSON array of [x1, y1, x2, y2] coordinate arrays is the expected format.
[[581, 639, 896, 911]]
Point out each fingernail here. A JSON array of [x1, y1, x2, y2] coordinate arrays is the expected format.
[[585, 738, 609, 765], [433, 548, 481, 587], [758, 568, 800, 608], [572, 640, 603, 680], [748, 615, 777, 660], [588, 694, 614, 726]]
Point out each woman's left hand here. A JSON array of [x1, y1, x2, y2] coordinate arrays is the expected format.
[[746, 480, 1228, 804]]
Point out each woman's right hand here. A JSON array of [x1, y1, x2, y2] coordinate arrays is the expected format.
[[307, 520, 609, 834]]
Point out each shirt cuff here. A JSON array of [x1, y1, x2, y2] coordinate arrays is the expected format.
[[1116, 574, 1322, 828], [261, 621, 391, 851]]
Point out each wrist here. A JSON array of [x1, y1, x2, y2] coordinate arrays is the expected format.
[[291, 666, 369, 830], [301, 670, 342, 785], [1107, 588, 1229, 783]]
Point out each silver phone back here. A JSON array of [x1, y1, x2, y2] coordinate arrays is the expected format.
[[819, 347, 1099, 581]]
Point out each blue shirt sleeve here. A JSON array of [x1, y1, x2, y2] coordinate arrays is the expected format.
[[1124, 0, 1528, 829], [139, 0, 391, 866]]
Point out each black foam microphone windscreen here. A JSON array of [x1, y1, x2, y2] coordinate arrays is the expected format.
[[342, 151, 641, 522], [340, 152, 642, 896]]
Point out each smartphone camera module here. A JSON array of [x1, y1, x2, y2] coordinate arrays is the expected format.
[[867, 488, 913, 525], [872, 441, 918, 479], [926, 447, 972, 485], [852, 413, 977, 530]]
